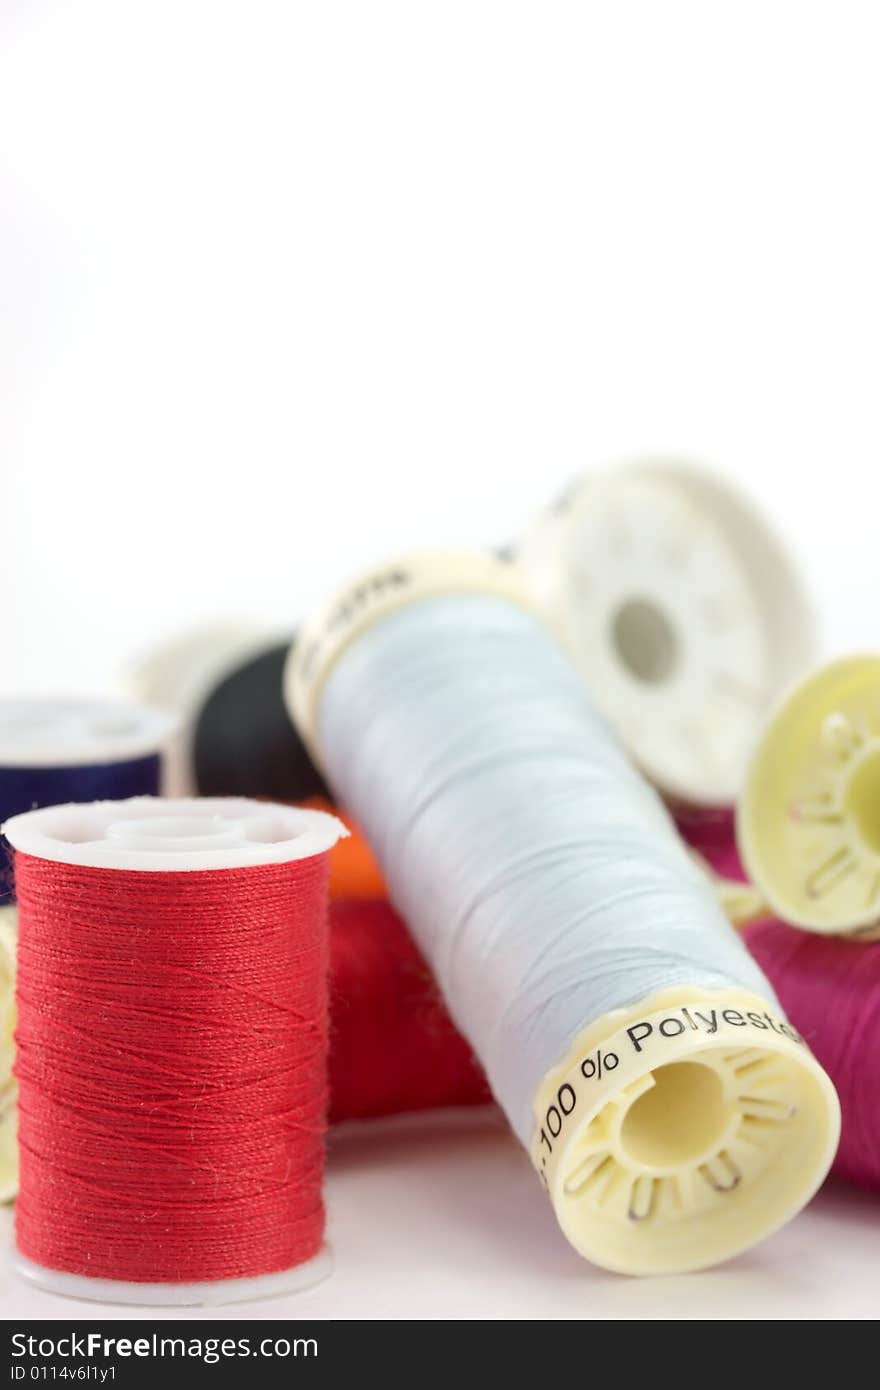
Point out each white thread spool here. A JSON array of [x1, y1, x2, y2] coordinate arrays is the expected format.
[[3, 796, 345, 1307], [517, 460, 815, 808], [287, 552, 838, 1275], [122, 625, 281, 795]]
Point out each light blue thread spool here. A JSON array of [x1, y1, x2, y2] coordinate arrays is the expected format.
[[287, 554, 839, 1274]]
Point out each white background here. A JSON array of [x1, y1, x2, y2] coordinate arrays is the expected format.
[[2, 1, 880, 693], [1, 1, 879, 1319]]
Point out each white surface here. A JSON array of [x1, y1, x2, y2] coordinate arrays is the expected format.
[[1, 1110, 876, 1320]]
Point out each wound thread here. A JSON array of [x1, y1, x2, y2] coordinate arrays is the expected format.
[[310, 589, 776, 1142], [0, 911, 15, 1202], [15, 854, 328, 1284], [194, 644, 326, 803], [744, 918, 880, 1190], [329, 898, 488, 1123]]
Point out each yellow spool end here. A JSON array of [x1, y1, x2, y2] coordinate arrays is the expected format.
[[532, 986, 839, 1275], [738, 655, 880, 936]]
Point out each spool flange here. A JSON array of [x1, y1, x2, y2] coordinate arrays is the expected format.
[[517, 460, 815, 807], [533, 986, 839, 1274], [738, 655, 880, 937], [0, 698, 175, 771]]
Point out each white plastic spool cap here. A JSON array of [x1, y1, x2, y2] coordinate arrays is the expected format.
[[517, 460, 815, 807], [3, 795, 346, 872], [3, 796, 345, 1306], [0, 698, 177, 769]]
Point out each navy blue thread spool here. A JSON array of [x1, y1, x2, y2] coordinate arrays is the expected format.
[[0, 698, 176, 907]]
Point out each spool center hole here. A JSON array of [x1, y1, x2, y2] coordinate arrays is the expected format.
[[845, 748, 880, 855], [620, 1062, 729, 1168], [611, 598, 678, 685]]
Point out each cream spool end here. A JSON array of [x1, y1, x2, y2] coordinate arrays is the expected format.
[[517, 459, 815, 808], [3, 795, 346, 1306], [738, 655, 880, 938], [287, 550, 839, 1276], [533, 987, 835, 1274]]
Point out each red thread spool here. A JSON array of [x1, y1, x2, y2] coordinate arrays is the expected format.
[[328, 899, 489, 1123], [3, 796, 345, 1306]]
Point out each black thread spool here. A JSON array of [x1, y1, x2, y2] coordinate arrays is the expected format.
[[194, 642, 327, 800], [124, 626, 326, 801]]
